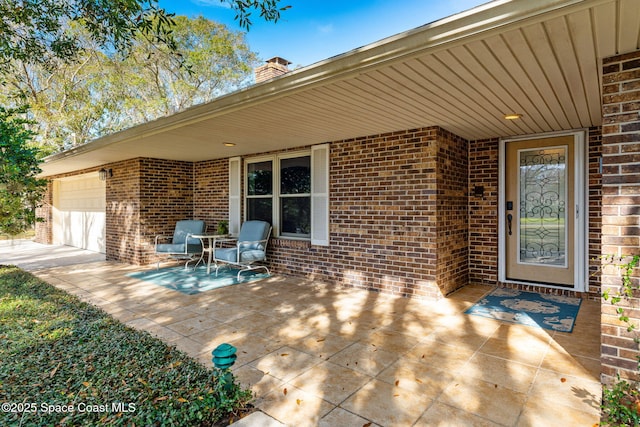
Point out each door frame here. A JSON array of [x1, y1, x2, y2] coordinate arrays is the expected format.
[[498, 130, 587, 292]]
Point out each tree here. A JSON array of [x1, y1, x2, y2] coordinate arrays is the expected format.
[[102, 15, 260, 135], [0, 0, 288, 69], [0, 0, 288, 234], [2, 16, 260, 153], [0, 107, 47, 236]]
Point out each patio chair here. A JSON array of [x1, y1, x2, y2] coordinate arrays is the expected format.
[[154, 220, 206, 269], [212, 220, 271, 279]]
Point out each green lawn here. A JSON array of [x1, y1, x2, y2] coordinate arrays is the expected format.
[[0, 265, 251, 426]]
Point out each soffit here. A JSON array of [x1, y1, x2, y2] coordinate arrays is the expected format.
[[40, 0, 640, 176]]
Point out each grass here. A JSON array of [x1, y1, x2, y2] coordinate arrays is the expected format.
[[0, 265, 252, 426]]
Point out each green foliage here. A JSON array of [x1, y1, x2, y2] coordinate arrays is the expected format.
[[0, 0, 286, 70], [226, 0, 290, 29], [0, 0, 178, 69], [0, 107, 47, 236], [217, 220, 229, 235], [1, 15, 260, 152], [602, 371, 640, 426], [601, 255, 640, 333], [599, 255, 640, 425], [0, 0, 288, 152], [0, 265, 253, 426]]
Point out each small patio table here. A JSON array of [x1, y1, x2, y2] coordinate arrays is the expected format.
[[191, 234, 229, 274]]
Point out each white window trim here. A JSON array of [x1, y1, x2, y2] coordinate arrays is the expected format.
[[229, 157, 242, 236], [238, 144, 330, 245], [245, 150, 311, 239]]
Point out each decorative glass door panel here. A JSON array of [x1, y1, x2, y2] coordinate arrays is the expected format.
[[505, 136, 575, 286], [518, 147, 567, 267]]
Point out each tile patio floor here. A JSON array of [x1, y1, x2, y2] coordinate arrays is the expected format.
[[4, 243, 602, 426]]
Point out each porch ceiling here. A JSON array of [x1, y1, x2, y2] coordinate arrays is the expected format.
[[41, 0, 640, 177]]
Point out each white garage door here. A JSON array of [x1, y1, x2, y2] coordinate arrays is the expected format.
[[53, 173, 106, 253]]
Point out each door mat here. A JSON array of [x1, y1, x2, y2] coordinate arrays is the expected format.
[[465, 288, 582, 332], [127, 266, 269, 295]]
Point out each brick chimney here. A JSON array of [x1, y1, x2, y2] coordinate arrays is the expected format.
[[255, 57, 291, 83]]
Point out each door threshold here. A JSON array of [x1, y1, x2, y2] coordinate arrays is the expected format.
[[502, 279, 576, 292]]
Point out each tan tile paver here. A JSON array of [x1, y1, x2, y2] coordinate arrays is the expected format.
[[376, 358, 456, 400], [328, 342, 399, 376], [438, 377, 528, 426], [6, 243, 602, 427], [457, 353, 539, 394], [288, 361, 372, 405], [341, 378, 433, 426], [319, 407, 380, 427], [255, 384, 334, 427], [528, 369, 601, 415], [417, 402, 503, 427], [251, 346, 324, 382]]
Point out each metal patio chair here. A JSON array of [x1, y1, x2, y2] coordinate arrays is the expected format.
[[154, 220, 206, 269], [212, 220, 271, 279]]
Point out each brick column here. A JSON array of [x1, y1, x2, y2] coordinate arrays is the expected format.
[[601, 51, 640, 382], [34, 179, 53, 244]]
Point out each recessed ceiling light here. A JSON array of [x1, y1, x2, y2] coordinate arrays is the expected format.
[[504, 113, 523, 120], [223, 142, 236, 147]]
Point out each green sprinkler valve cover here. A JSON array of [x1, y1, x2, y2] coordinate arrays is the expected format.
[[212, 343, 237, 369]]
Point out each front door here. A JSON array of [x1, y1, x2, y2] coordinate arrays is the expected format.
[[504, 135, 576, 286]]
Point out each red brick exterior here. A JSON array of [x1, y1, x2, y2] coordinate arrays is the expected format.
[[256, 127, 468, 299], [105, 159, 142, 263], [194, 159, 229, 232], [600, 51, 640, 382], [35, 180, 54, 244], [468, 138, 499, 286], [37, 124, 606, 303], [588, 127, 603, 295]]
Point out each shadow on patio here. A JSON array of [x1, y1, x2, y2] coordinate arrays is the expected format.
[[24, 254, 600, 426]]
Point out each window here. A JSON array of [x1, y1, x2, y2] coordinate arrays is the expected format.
[[245, 154, 310, 238], [232, 144, 329, 245], [246, 160, 273, 225], [280, 156, 311, 237]]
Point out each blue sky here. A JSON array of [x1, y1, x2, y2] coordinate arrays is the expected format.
[[158, 0, 488, 68]]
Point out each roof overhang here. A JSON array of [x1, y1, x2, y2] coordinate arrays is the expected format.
[[40, 0, 640, 177]]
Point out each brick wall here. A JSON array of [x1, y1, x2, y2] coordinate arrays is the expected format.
[[436, 129, 469, 295], [600, 51, 640, 382], [194, 159, 229, 232], [258, 127, 467, 299], [105, 159, 141, 263], [588, 127, 603, 296], [468, 138, 499, 286], [138, 158, 194, 264], [35, 180, 53, 244], [103, 158, 194, 265]]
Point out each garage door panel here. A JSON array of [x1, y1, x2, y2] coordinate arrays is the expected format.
[[53, 174, 106, 253]]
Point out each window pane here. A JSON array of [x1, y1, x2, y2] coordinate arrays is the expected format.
[[248, 161, 272, 196], [281, 197, 311, 236], [281, 156, 310, 194], [519, 147, 567, 267], [247, 198, 272, 224]]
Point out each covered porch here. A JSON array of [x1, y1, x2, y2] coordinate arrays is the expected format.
[[34, 0, 640, 384]]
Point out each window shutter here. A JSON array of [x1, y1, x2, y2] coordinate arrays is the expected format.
[[311, 144, 330, 246], [229, 157, 241, 236]]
